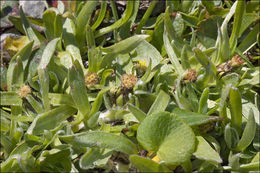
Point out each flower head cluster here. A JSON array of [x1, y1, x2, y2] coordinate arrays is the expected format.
[[85, 72, 99, 86], [183, 69, 197, 82], [229, 55, 244, 67], [121, 74, 137, 89], [18, 85, 31, 98], [217, 55, 244, 73]]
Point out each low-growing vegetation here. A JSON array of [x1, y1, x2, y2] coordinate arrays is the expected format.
[[0, 0, 259, 172]]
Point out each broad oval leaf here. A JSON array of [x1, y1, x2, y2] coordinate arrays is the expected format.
[[137, 111, 195, 165], [60, 131, 138, 155]]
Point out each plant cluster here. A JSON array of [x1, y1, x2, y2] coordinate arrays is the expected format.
[[0, 0, 259, 172]]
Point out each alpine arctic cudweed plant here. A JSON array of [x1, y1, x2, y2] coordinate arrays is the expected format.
[[0, 0, 259, 172]]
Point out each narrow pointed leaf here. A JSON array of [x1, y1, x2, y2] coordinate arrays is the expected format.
[[193, 136, 222, 164], [0, 92, 22, 106], [60, 131, 138, 155], [68, 60, 90, 120], [172, 108, 220, 126], [27, 105, 76, 135], [147, 90, 170, 115], [38, 38, 60, 69], [101, 35, 149, 54], [95, 1, 134, 38], [128, 103, 146, 122], [235, 109, 256, 151], [229, 86, 242, 133], [75, 1, 98, 48]]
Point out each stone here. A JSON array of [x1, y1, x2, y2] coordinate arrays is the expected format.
[[19, 0, 46, 18]]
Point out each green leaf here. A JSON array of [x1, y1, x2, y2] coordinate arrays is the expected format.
[[62, 18, 77, 47], [38, 68, 50, 111], [48, 93, 75, 107], [75, 1, 98, 49], [239, 162, 260, 172], [238, 13, 259, 37], [180, 45, 190, 69], [66, 44, 84, 68], [147, 90, 170, 115], [137, 112, 195, 165], [193, 136, 222, 165], [135, 0, 158, 34], [26, 95, 44, 114], [100, 69, 114, 85], [8, 56, 24, 90], [179, 12, 199, 27], [130, 155, 171, 172], [238, 23, 260, 53], [68, 60, 90, 120], [218, 22, 230, 62], [38, 38, 60, 69], [0, 92, 22, 106], [91, 1, 107, 30], [224, 124, 239, 149], [163, 30, 183, 75], [229, 86, 242, 134], [42, 10, 56, 39], [197, 16, 223, 48], [134, 40, 163, 69], [89, 87, 110, 116], [27, 105, 76, 135], [7, 41, 33, 90], [19, 6, 41, 46], [230, 0, 245, 49], [79, 148, 112, 169], [54, 14, 63, 38], [1, 109, 33, 122], [101, 35, 149, 54], [95, 1, 134, 38], [60, 131, 138, 155], [193, 48, 217, 74], [1, 116, 10, 132], [39, 146, 71, 172], [128, 103, 146, 122], [198, 88, 209, 114], [235, 109, 256, 151], [172, 108, 219, 126]]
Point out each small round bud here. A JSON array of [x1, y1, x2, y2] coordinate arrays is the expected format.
[[18, 85, 31, 98], [84, 72, 99, 86], [121, 74, 137, 89], [183, 69, 197, 82]]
